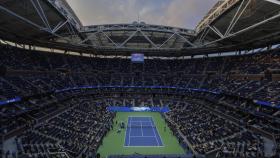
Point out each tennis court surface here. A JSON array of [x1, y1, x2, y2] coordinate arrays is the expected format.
[[124, 116, 163, 147]]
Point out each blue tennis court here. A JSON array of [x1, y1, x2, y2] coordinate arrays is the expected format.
[[124, 116, 163, 147]]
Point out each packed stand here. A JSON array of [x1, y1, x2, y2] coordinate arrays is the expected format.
[[166, 100, 265, 157], [8, 97, 114, 158]]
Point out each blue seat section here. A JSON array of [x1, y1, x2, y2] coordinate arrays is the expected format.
[[107, 106, 170, 113]]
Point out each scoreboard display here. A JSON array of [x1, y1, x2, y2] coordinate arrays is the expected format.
[[131, 53, 144, 63]]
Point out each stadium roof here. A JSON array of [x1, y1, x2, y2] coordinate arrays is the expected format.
[[0, 0, 279, 57], [196, 0, 280, 47]]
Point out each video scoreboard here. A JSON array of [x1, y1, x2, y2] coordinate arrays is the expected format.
[[131, 53, 144, 63]]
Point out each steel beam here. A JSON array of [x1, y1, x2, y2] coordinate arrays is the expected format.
[[101, 31, 118, 47], [265, 0, 280, 5], [175, 32, 196, 47], [196, 0, 240, 32], [30, 0, 51, 30], [81, 23, 196, 36], [0, 5, 45, 30], [203, 12, 280, 46], [225, 0, 251, 36], [119, 30, 139, 47], [159, 33, 176, 48], [207, 25, 224, 38], [52, 20, 69, 34], [139, 30, 157, 48]]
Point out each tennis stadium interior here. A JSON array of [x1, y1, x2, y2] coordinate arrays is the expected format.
[[0, 0, 280, 158]]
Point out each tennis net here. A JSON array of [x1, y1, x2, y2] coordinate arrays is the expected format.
[[127, 125, 156, 128]]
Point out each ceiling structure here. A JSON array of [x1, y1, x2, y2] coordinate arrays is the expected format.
[[76, 23, 196, 50], [0, 0, 279, 57], [196, 0, 280, 48]]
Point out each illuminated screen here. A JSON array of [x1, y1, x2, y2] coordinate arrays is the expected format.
[[131, 53, 144, 63]]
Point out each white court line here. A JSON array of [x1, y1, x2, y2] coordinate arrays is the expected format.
[[129, 121, 153, 123], [150, 117, 160, 146], [140, 121, 143, 136], [124, 116, 132, 147], [128, 117, 131, 146], [130, 136, 157, 138], [124, 116, 165, 147], [151, 117, 164, 146], [130, 116, 153, 122], [123, 145, 164, 147], [130, 116, 153, 117]]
